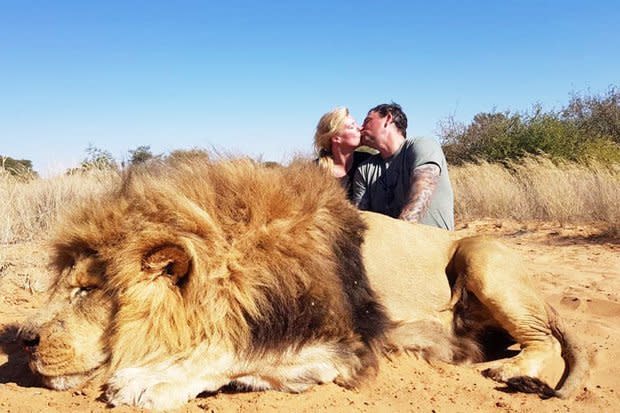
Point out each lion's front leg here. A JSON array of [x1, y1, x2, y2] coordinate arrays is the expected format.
[[105, 365, 232, 410], [105, 367, 215, 410], [105, 346, 237, 410]]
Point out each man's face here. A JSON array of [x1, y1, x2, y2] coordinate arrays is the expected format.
[[361, 111, 386, 148]]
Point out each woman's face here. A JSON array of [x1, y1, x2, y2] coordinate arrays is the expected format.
[[333, 115, 361, 149]]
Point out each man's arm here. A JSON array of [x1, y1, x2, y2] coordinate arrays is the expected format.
[[398, 163, 440, 222], [350, 168, 369, 209]]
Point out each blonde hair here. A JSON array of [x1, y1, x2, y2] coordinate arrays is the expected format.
[[314, 107, 350, 171]]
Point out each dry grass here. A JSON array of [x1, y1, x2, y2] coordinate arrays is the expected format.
[[451, 157, 620, 233], [0, 157, 618, 245], [0, 169, 119, 244]]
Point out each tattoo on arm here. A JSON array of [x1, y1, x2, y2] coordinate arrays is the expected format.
[[398, 164, 440, 223]]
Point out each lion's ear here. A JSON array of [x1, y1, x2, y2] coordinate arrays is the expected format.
[[142, 245, 191, 285]]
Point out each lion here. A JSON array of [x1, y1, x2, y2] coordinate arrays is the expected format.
[[20, 156, 587, 410]]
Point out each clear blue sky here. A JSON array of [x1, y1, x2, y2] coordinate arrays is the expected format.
[[1, 1, 618, 175]]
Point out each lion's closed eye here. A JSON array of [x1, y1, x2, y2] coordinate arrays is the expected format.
[[62, 253, 106, 297], [69, 286, 97, 302]]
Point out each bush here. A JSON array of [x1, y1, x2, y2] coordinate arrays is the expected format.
[[562, 86, 620, 144], [128, 145, 159, 165], [441, 87, 620, 164], [0, 156, 38, 180], [81, 145, 118, 171]]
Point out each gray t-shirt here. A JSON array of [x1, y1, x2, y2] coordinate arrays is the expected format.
[[350, 138, 455, 230]]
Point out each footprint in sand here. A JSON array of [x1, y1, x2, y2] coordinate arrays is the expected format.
[[559, 295, 620, 318]]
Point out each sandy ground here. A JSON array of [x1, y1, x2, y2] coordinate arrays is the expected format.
[[0, 220, 618, 412]]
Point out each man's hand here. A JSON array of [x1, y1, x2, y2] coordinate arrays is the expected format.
[[398, 163, 440, 223]]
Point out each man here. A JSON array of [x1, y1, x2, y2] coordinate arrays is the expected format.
[[350, 103, 454, 230]]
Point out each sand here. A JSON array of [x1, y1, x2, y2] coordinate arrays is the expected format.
[[1, 220, 618, 412]]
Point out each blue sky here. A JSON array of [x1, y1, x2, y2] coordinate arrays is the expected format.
[[1, 1, 618, 175]]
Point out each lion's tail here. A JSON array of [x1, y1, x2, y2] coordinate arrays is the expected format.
[[383, 320, 483, 364], [548, 304, 589, 398], [505, 304, 589, 399]]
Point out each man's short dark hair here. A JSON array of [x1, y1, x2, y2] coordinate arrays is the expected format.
[[369, 103, 408, 138]]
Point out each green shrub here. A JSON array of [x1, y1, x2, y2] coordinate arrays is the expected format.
[[441, 87, 620, 164], [562, 86, 620, 144], [79, 145, 118, 172], [580, 138, 620, 164], [0, 156, 37, 180]]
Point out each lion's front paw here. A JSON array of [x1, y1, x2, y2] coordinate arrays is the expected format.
[[480, 343, 564, 388], [105, 368, 190, 410], [481, 358, 559, 398], [481, 351, 545, 383], [481, 362, 522, 383]]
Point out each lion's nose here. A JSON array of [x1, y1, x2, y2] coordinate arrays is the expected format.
[[21, 331, 40, 353]]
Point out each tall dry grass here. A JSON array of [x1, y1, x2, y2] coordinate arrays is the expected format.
[[0, 157, 618, 246], [0, 169, 120, 244], [451, 157, 620, 232]]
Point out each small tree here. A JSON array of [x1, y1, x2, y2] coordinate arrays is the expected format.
[[128, 145, 156, 165], [166, 149, 210, 164], [80, 145, 117, 171], [0, 155, 38, 179], [562, 86, 620, 144], [439, 111, 524, 163]]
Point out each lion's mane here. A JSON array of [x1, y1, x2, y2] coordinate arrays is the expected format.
[[50, 156, 391, 383]]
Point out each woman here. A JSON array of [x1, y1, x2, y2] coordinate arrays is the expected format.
[[314, 107, 371, 199]]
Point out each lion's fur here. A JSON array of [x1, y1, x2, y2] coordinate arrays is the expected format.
[[21, 155, 587, 409]]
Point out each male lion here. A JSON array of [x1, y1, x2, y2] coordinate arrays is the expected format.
[[21, 156, 587, 410]]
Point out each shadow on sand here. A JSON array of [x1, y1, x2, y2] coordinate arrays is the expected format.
[[0, 324, 41, 387]]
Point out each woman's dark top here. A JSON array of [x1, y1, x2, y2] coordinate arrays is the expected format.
[[340, 151, 372, 201]]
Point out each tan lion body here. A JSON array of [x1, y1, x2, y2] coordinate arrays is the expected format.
[[362, 212, 578, 390], [362, 212, 455, 324], [21, 156, 587, 410]]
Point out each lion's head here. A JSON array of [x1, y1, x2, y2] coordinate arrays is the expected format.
[[22, 156, 390, 406]]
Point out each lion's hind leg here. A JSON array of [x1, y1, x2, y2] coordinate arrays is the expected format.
[[452, 236, 566, 396]]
